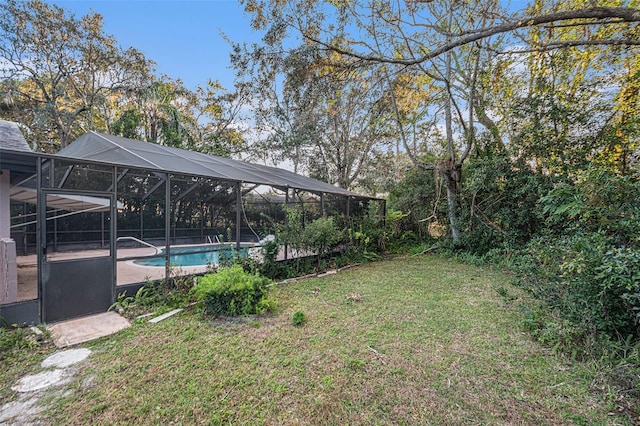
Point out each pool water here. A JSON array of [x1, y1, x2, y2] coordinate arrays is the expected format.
[[133, 246, 246, 267]]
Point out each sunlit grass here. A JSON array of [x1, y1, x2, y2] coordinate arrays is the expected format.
[[5, 255, 630, 424]]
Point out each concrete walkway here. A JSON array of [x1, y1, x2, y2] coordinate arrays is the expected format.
[[48, 311, 130, 348]]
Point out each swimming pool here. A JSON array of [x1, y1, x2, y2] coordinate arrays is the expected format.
[[133, 245, 248, 267]]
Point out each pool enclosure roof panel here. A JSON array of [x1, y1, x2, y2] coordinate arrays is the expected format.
[[58, 132, 371, 198], [10, 186, 117, 212]]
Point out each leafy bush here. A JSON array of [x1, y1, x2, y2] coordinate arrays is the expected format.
[[346, 203, 412, 260], [512, 231, 640, 358], [191, 265, 274, 317], [489, 167, 640, 359], [111, 268, 195, 318], [281, 206, 306, 257], [256, 235, 289, 279], [292, 311, 306, 326], [539, 168, 640, 244], [387, 165, 442, 234], [456, 154, 553, 254], [346, 203, 384, 258], [301, 217, 343, 262]]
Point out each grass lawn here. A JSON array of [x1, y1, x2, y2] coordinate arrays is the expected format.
[[2, 255, 627, 425]]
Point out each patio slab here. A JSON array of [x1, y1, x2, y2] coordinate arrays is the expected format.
[[48, 311, 130, 348]]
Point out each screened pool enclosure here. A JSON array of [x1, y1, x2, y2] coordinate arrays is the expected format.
[[1, 126, 382, 324]]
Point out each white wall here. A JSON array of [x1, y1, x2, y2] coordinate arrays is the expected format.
[[0, 169, 18, 304]]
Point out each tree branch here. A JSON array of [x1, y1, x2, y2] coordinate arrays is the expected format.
[[499, 39, 640, 54], [306, 7, 640, 65]]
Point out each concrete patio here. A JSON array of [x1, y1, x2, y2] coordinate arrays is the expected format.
[[48, 311, 131, 348]]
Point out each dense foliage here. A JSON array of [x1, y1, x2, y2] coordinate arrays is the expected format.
[[191, 265, 274, 317], [390, 160, 640, 369], [456, 154, 555, 253], [510, 169, 640, 358]]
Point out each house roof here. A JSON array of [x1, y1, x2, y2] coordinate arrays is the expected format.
[[0, 120, 38, 183], [57, 132, 373, 199], [0, 120, 30, 153]]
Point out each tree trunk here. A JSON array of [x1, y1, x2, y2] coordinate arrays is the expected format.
[[444, 49, 461, 244], [444, 170, 459, 243]]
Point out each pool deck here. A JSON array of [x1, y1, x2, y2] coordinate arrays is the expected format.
[[14, 243, 308, 303], [15, 247, 212, 302]]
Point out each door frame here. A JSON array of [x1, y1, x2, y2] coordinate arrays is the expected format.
[[38, 187, 116, 322]]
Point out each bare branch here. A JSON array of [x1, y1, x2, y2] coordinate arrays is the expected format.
[[306, 7, 640, 65], [498, 39, 640, 54]]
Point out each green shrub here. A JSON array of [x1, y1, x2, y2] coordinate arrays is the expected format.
[[540, 168, 640, 243], [0, 327, 36, 360], [496, 168, 640, 359], [292, 311, 306, 326], [456, 154, 553, 254], [511, 231, 640, 358], [112, 272, 194, 318], [282, 206, 305, 257], [191, 265, 274, 317], [257, 235, 294, 279], [346, 204, 411, 259], [387, 165, 441, 236], [301, 217, 343, 262], [256, 298, 278, 314]]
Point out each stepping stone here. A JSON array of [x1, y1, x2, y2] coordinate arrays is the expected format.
[[11, 370, 64, 393], [42, 348, 91, 369]]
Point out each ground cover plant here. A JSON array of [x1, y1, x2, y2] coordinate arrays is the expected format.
[[2, 255, 633, 425]]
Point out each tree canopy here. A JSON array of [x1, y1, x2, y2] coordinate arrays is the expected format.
[[236, 0, 640, 235], [0, 0, 246, 155], [0, 0, 151, 149]]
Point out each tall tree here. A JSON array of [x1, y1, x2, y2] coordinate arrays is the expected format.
[[241, 0, 640, 242], [109, 77, 248, 157], [289, 50, 395, 190], [191, 79, 248, 157], [231, 39, 395, 191], [0, 0, 151, 150]]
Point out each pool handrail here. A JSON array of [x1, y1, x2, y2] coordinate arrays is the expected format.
[[116, 236, 161, 255], [207, 235, 221, 244]]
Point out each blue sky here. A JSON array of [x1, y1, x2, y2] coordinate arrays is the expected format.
[[50, 0, 259, 90]]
